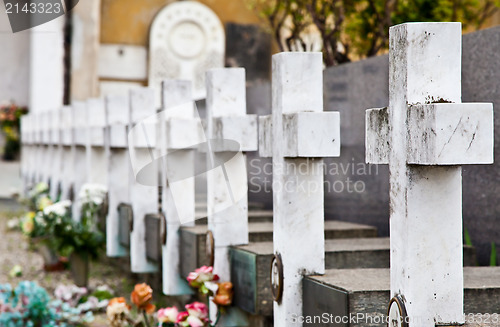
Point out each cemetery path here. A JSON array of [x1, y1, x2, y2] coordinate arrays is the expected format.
[[0, 199, 128, 326]]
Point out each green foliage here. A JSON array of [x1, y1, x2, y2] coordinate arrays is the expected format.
[[248, 0, 500, 65], [490, 242, 497, 266], [464, 227, 473, 246]]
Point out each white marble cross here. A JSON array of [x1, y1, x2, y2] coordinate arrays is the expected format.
[[39, 111, 53, 186], [105, 95, 130, 257], [72, 101, 89, 221], [128, 87, 159, 273], [366, 22, 494, 326], [48, 108, 63, 200], [60, 106, 75, 202], [20, 113, 36, 190], [158, 79, 203, 295], [86, 98, 108, 185], [260, 52, 340, 327], [205, 68, 258, 283], [31, 112, 43, 184]]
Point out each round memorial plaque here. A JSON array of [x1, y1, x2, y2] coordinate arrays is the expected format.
[[149, 1, 225, 100], [387, 295, 408, 327], [206, 230, 215, 267], [270, 253, 284, 303]]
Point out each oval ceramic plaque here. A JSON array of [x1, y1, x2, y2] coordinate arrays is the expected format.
[[270, 253, 284, 303], [387, 295, 409, 327], [206, 230, 215, 267]]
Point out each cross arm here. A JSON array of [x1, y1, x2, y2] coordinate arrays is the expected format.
[[366, 107, 390, 165], [407, 103, 493, 165], [366, 103, 494, 165], [212, 115, 258, 152]]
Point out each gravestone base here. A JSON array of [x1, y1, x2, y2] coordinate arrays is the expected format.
[[230, 238, 476, 317], [180, 221, 377, 278], [303, 267, 500, 327]]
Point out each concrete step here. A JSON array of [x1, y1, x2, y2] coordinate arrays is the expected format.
[[180, 220, 377, 279], [230, 238, 477, 317], [303, 267, 500, 327], [194, 209, 274, 224]]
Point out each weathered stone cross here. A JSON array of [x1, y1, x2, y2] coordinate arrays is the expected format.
[[128, 87, 159, 273], [71, 101, 89, 221], [260, 52, 340, 326], [86, 98, 108, 184], [205, 68, 258, 283], [366, 22, 493, 326], [104, 95, 130, 257], [158, 79, 203, 295]]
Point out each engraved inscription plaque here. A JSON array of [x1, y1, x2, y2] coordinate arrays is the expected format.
[[118, 203, 133, 247]]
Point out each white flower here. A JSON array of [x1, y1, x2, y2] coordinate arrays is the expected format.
[[78, 183, 107, 206], [106, 302, 130, 321], [28, 182, 49, 198], [43, 200, 72, 216]]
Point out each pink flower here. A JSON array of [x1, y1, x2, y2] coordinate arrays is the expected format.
[[187, 315, 205, 327], [157, 306, 178, 323], [185, 302, 208, 320], [176, 311, 189, 323], [186, 266, 219, 288]]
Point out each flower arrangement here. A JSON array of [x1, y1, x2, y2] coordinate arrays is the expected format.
[[153, 266, 234, 327], [0, 102, 27, 160], [21, 183, 106, 261], [106, 283, 156, 327], [105, 274, 235, 327], [0, 281, 94, 326]]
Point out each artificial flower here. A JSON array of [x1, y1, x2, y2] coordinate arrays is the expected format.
[[186, 315, 205, 327], [21, 218, 34, 235], [185, 302, 208, 321], [131, 283, 155, 313], [157, 306, 179, 323], [187, 266, 219, 288], [43, 200, 72, 216], [107, 297, 130, 327], [78, 183, 107, 206], [37, 196, 53, 211], [213, 282, 233, 306], [176, 310, 189, 323]]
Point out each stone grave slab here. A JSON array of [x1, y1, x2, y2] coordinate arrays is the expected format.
[[180, 220, 377, 278], [230, 239, 477, 316], [303, 267, 500, 327]]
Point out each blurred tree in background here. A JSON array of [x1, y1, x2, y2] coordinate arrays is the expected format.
[[248, 0, 500, 66]]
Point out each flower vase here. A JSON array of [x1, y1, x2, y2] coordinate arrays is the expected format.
[[39, 243, 59, 267], [70, 252, 89, 287]]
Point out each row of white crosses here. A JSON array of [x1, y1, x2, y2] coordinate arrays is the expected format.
[[366, 22, 493, 326]]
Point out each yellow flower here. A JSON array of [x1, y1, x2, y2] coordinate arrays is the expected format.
[[22, 219, 34, 235], [37, 196, 53, 211]]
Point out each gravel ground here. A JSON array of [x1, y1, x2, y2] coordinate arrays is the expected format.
[[0, 200, 130, 326]]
